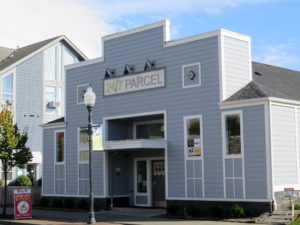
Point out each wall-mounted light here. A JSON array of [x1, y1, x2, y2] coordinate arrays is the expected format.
[[144, 59, 155, 71], [105, 68, 115, 78], [187, 71, 196, 80], [124, 64, 134, 75]]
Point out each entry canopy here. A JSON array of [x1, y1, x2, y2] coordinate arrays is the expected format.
[[103, 138, 167, 150]]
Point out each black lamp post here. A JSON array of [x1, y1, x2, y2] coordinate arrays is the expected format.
[[84, 87, 96, 224]]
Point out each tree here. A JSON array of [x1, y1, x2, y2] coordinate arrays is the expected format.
[[0, 107, 32, 217]]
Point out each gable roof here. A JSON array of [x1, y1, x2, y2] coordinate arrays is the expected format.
[[0, 36, 88, 74], [226, 62, 300, 102]]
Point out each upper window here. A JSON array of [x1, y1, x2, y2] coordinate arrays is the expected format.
[[223, 112, 242, 155], [184, 116, 202, 158], [44, 47, 56, 81], [44, 44, 79, 81], [55, 131, 65, 163], [2, 73, 13, 100], [64, 47, 78, 66], [134, 120, 164, 139], [182, 62, 201, 88]]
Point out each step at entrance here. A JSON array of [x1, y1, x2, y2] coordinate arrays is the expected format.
[[110, 207, 166, 217]]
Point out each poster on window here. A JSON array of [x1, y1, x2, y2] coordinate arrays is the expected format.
[[187, 138, 201, 157], [14, 189, 32, 219]]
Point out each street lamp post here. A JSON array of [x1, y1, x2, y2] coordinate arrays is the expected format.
[[84, 87, 96, 224]]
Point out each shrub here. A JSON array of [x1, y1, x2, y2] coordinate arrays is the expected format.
[[0, 179, 3, 186], [64, 198, 75, 209], [39, 197, 50, 207], [78, 199, 88, 210], [229, 204, 244, 218], [186, 204, 200, 217], [166, 203, 180, 215], [208, 204, 223, 217], [52, 198, 63, 208], [15, 175, 32, 186]]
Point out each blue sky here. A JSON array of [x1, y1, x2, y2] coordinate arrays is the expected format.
[[1, 0, 299, 70]]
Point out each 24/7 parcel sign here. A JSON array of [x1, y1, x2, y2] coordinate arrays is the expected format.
[[104, 69, 165, 96]]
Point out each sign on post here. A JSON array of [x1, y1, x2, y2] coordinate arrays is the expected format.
[[284, 187, 295, 197], [14, 189, 32, 219]]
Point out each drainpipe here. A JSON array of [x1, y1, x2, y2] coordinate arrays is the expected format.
[[109, 152, 118, 209]]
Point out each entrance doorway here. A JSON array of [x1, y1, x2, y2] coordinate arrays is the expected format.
[[134, 158, 165, 207]]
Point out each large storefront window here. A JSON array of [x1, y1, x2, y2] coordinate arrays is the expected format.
[[185, 116, 202, 157], [2, 73, 13, 100], [56, 131, 64, 163], [225, 114, 241, 155]]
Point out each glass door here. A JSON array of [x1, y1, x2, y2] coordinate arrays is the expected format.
[[134, 160, 151, 206]]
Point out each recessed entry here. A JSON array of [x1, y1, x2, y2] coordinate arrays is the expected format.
[[182, 63, 201, 88]]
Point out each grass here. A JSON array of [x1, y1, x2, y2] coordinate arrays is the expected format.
[[290, 217, 300, 225]]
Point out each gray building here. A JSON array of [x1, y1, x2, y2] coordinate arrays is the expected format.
[[0, 36, 87, 183], [42, 20, 300, 215]]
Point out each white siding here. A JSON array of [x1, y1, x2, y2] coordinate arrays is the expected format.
[[223, 36, 251, 99], [271, 104, 299, 188]]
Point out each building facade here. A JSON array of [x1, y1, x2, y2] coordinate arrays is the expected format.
[[0, 36, 86, 183], [42, 20, 300, 215]]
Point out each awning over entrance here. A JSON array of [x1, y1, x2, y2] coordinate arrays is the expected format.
[[103, 138, 167, 150]]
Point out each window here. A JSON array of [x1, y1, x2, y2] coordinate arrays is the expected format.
[[55, 131, 64, 163], [134, 120, 164, 139], [44, 47, 56, 80], [225, 114, 242, 155], [45, 86, 57, 114], [45, 44, 79, 81], [2, 73, 13, 99], [136, 160, 147, 193], [77, 84, 89, 104], [64, 47, 78, 66], [184, 116, 202, 158], [182, 62, 201, 88], [79, 128, 89, 162]]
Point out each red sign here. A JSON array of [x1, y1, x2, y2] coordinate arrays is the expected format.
[[14, 189, 32, 219]]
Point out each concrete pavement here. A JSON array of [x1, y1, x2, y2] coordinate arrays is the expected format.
[[0, 207, 247, 225]]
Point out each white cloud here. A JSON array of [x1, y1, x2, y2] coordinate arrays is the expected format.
[[0, 0, 281, 58], [254, 41, 300, 69], [0, 0, 114, 58]]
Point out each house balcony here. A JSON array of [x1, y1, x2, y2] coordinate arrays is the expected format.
[[103, 111, 166, 151]]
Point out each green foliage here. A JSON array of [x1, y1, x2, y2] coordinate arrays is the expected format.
[[39, 197, 50, 207], [78, 199, 88, 210], [186, 204, 200, 217], [15, 175, 32, 186], [64, 198, 75, 209], [0, 107, 32, 216], [52, 198, 63, 208], [0, 179, 3, 186], [166, 203, 180, 215], [208, 204, 223, 217], [229, 204, 244, 218], [289, 204, 300, 210], [294, 204, 300, 210]]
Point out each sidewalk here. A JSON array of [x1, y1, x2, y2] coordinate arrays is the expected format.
[[0, 208, 246, 225]]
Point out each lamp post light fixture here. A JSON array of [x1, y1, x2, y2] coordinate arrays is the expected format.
[[84, 87, 96, 224]]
